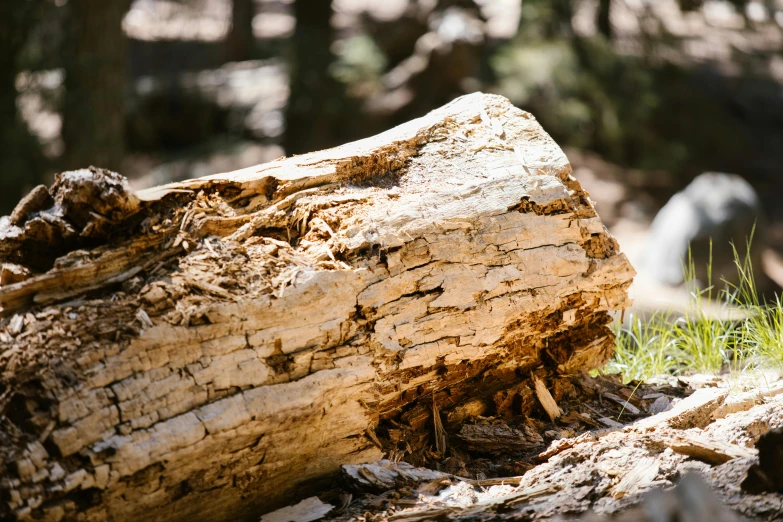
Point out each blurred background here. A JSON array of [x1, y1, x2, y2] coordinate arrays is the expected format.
[[3, 0, 783, 302]]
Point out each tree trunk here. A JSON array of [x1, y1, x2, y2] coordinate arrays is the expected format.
[[551, 0, 575, 37], [284, 0, 348, 155], [597, 0, 613, 40], [0, 93, 634, 522], [0, 1, 46, 214], [61, 0, 130, 172], [226, 0, 256, 62]]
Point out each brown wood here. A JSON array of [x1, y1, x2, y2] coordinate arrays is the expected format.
[[0, 93, 634, 521]]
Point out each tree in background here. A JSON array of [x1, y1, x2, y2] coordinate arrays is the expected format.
[[550, 0, 575, 37], [61, 0, 132, 172], [597, 0, 613, 40], [0, 0, 47, 212], [678, 0, 703, 11], [284, 0, 352, 155], [227, 0, 256, 62], [364, 0, 488, 126]]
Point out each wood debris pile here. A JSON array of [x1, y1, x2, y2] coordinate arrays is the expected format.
[[265, 374, 783, 521]]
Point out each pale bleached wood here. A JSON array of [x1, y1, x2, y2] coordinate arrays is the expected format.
[[0, 93, 634, 522], [533, 375, 564, 422]]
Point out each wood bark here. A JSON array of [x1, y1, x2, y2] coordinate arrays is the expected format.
[[0, 93, 634, 521]]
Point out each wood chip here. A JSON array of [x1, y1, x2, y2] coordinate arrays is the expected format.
[[635, 387, 728, 430], [533, 375, 563, 422], [665, 433, 756, 465], [0, 264, 31, 286], [479, 107, 491, 128], [365, 428, 382, 449], [181, 274, 231, 299], [342, 461, 450, 492], [388, 508, 453, 522], [259, 496, 334, 522], [603, 392, 641, 415], [648, 395, 671, 414], [135, 309, 154, 330], [536, 432, 597, 462], [455, 423, 541, 454], [9, 185, 51, 226], [8, 315, 24, 335], [611, 456, 660, 499], [432, 401, 447, 455], [711, 381, 783, 419], [464, 475, 526, 487], [503, 483, 562, 505], [597, 416, 624, 429]]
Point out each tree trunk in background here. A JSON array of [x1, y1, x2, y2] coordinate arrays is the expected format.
[[0, 1, 39, 132], [284, 0, 345, 155], [552, 0, 575, 37], [0, 1, 46, 214], [678, 0, 704, 12], [61, 0, 130, 172], [0, 93, 634, 522], [227, 0, 256, 62], [597, 0, 613, 40]]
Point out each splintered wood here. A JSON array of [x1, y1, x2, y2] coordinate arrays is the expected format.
[[533, 375, 564, 422], [0, 93, 634, 521], [290, 377, 783, 522]]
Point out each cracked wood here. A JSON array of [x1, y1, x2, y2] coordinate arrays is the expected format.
[[0, 93, 634, 522]]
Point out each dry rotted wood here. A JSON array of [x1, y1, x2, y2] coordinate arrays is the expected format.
[[305, 378, 782, 522], [454, 422, 543, 454], [0, 93, 634, 521]]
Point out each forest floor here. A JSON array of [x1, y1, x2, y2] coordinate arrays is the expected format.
[[263, 370, 783, 522]]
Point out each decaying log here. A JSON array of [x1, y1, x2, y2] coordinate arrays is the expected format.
[[0, 93, 634, 521]]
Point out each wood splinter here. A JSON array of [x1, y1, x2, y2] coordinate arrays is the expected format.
[[533, 375, 565, 422]]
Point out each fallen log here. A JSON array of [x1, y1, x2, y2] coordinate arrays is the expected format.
[[0, 93, 634, 521]]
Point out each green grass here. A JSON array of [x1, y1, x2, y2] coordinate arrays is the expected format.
[[606, 240, 783, 383]]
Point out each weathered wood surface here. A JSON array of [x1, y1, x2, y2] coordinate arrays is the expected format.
[[0, 93, 634, 521]]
